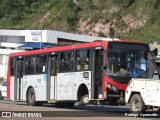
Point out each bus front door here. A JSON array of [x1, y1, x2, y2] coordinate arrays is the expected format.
[[91, 49, 103, 99], [15, 58, 24, 100], [47, 55, 57, 101]]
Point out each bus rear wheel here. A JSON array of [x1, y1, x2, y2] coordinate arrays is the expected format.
[[27, 88, 37, 106], [79, 94, 89, 105]]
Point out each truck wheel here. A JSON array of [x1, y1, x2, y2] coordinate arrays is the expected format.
[[130, 94, 146, 114], [79, 94, 89, 105], [27, 88, 37, 106]]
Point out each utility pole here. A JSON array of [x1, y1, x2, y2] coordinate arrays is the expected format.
[[40, 21, 42, 49]]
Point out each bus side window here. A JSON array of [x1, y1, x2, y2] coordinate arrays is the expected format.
[[60, 51, 74, 72], [25, 56, 36, 75], [51, 57, 57, 76], [75, 49, 90, 71], [36, 57, 41, 73], [10, 58, 15, 76], [36, 55, 47, 74]]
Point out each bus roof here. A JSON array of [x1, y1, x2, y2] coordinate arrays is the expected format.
[[9, 40, 146, 57]]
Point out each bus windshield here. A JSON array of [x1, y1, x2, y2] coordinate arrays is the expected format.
[[106, 53, 148, 77], [106, 42, 149, 79]]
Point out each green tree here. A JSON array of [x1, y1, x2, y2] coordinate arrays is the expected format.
[[98, 31, 106, 37], [109, 27, 115, 38]]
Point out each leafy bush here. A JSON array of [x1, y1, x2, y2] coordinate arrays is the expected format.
[[90, 12, 102, 23], [115, 20, 128, 30], [109, 27, 115, 38], [98, 31, 106, 37]]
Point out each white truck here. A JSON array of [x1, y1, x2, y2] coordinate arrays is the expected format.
[[125, 78, 160, 114]]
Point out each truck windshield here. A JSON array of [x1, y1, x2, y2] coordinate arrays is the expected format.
[[106, 53, 148, 78]]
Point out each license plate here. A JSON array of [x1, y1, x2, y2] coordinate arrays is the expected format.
[[48, 99, 56, 103]]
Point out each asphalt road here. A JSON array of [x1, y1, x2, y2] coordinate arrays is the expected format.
[[0, 99, 158, 120]]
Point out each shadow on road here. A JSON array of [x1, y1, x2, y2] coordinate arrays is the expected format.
[[1, 99, 160, 118]]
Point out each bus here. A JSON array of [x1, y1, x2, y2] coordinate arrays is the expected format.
[[7, 40, 149, 107]]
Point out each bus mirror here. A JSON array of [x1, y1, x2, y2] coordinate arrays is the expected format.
[[101, 64, 107, 70]]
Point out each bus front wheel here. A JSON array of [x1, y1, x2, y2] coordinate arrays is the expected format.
[[27, 88, 37, 106]]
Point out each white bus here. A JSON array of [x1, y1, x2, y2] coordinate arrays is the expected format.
[[7, 40, 149, 107]]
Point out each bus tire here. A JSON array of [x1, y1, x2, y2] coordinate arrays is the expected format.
[[27, 88, 37, 106], [79, 94, 89, 105], [130, 94, 146, 114]]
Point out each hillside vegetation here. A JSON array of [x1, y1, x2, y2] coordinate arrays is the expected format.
[[0, 0, 160, 43]]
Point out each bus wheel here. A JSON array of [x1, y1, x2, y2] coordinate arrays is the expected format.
[[130, 94, 146, 114], [79, 94, 89, 105], [27, 88, 36, 106]]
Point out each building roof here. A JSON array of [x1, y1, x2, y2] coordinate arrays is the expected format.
[[0, 29, 109, 44]]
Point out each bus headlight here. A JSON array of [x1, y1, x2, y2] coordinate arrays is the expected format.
[[106, 82, 112, 89], [106, 82, 117, 92], [111, 85, 117, 92]]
